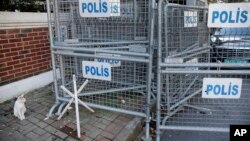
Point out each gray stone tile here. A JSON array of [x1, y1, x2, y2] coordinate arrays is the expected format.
[[44, 126, 57, 134], [33, 127, 46, 135], [26, 132, 39, 140], [54, 130, 68, 139], [27, 117, 40, 124], [36, 121, 48, 128], [65, 136, 79, 141]]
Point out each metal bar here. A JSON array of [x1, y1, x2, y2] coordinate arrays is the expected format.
[[46, 0, 60, 104], [58, 97, 147, 117], [55, 40, 148, 47], [145, 0, 156, 140], [160, 63, 250, 68], [76, 85, 147, 97], [170, 89, 202, 111], [53, 50, 149, 63], [162, 106, 184, 125], [167, 4, 208, 10], [181, 49, 210, 59], [184, 104, 212, 114], [156, 1, 165, 141], [77, 79, 89, 94], [161, 70, 250, 74], [57, 98, 74, 120], [52, 46, 149, 57], [73, 75, 81, 138], [159, 126, 229, 132], [60, 86, 94, 112], [168, 47, 211, 58]]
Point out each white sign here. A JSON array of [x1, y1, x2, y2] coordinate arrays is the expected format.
[[95, 53, 121, 67], [208, 3, 250, 28], [184, 11, 197, 27], [82, 61, 111, 81], [202, 78, 242, 99], [79, 0, 120, 17]]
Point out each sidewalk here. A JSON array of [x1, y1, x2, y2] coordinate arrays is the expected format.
[[0, 84, 142, 141]]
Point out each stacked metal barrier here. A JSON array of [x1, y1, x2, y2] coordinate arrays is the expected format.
[[46, 0, 155, 140], [156, 0, 250, 141], [46, 0, 250, 140]]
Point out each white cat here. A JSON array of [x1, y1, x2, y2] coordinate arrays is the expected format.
[[14, 94, 27, 120]]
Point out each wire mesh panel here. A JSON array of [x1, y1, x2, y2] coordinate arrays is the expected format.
[[56, 54, 149, 114], [52, 0, 149, 43], [156, 0, 250, 141], [46, 0, 154, 128]]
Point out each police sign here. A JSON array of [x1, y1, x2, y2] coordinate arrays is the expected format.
[[82, 61, 111, 81], [79, 0, 120, 17], [184, 11, 197, 27], [202, 78, 242, 99], [208, 3, 250, 27]]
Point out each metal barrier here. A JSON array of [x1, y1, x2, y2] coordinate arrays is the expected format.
[[156, 0, 250, 141], [46, 0, 155, 140]]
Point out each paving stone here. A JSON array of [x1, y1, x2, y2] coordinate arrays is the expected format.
[[54, 130, 68, 139], [88, 128, 102, 139], [36, 121, 48, 128], [36, 133, 52, 141], [95, 135, 111, 141], [43, 135, 58, 141], [35, 114, 47, 120], [44, 118, 55, 124], [0, 84, 141, 141], [20, 123, 37, 134], [44, 126, 57, 134], [100, 131, 116, 140], [94, 122, 107, 130], [27, 117, 40, 123], [97, 118, 111, 126], [26, 132, 39, 140], [65, 136, 79, 141], [19, 120, 30, 126], [33, 127, 46, 135]]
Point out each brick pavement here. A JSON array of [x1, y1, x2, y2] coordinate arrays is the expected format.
[[0, 85, 142, 141]]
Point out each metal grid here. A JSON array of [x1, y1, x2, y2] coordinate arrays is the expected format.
[[46, 0, 155, 139], [56, 54, 149, 114], [156, 0, 250, 141], [53, 0, 149, 43]]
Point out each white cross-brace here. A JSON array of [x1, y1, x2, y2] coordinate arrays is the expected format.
[[58, 75, 94, 138]]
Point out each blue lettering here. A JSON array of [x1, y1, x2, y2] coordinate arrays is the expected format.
[[236, 8, 240, 23], [212, 11, 219, 23], [104, 68, 109, 77], [228, 82, 232, 95], [228, 11, 235, 23], [240, 11, 248, 23], [112, 5, 118, 13], [213, 85, 220, 95], [85, 66, 90, 74], [91, 67, 95, 75], [206, 85, 213, 95], [220, 11, 228, 23], [102, 2, 108, 13], [88, 3, 93, 13], [96, 67, 101, 76], [94, 3, 99, 13], [232, 85, 238, 95], [221, 85, 227, 95], [82, 3, 87, 13]]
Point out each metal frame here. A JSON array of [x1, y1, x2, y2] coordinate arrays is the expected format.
[[46, 0, 156, 140], [156, 0, 250, 141]]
